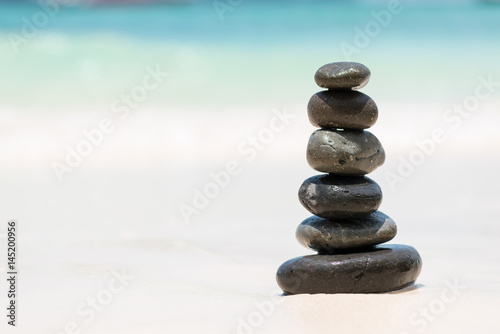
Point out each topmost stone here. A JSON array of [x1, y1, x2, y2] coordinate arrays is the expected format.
[[315, 62, 371, 90]]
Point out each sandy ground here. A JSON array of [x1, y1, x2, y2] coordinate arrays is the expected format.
[[1, 102, 500, 334]]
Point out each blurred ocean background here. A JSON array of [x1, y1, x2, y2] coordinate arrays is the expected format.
[[1, 0, 500, 107], [1, 1, 500, 333]]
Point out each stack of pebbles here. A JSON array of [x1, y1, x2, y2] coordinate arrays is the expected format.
[[276, 62, 422, 294]]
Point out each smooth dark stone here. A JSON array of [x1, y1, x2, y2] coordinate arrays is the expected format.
[[276, 244, 422, 294], [314, 62, 371, 90], [298, 175, 382, 219], [306, 129, 385, 175], [296, 212, 397, 253], [307, 90, 378, 130]]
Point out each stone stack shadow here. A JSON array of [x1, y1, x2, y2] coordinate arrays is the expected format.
[[276, 62, 422, 294]]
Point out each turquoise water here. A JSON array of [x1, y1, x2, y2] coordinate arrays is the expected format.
[[1, 0, 499, 106]]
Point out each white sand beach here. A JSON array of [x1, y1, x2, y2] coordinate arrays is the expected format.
[[1, 100, 500, 334]]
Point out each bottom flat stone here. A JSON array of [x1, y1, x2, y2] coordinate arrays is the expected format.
[[276, 244, 422, 294]]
